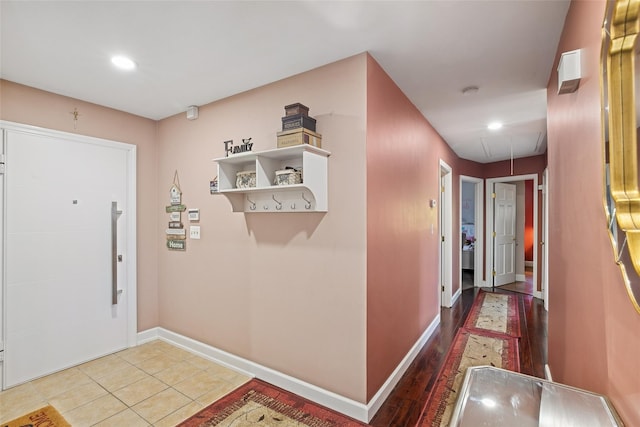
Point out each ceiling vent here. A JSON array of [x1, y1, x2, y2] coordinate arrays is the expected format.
[[557, 49, 582, 94]]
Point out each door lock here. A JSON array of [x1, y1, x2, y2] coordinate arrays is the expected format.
[[117, 254, 123, 262]]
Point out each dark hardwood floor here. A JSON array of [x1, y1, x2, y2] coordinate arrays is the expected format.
[[497, 267, 535, 296], [368, 287, 547, 427]]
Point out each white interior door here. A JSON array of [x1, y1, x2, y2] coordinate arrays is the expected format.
[[494, 182, 517, 286], [3, 126, 135, 387], [440, 175, 446, 304], [543, 169, 549, 310]]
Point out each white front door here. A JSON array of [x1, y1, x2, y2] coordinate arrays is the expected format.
[[3, 125, 136, 387], [494, 182, 517, 286]]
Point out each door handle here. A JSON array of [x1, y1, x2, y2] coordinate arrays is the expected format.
[[111, 201, 122, 305]]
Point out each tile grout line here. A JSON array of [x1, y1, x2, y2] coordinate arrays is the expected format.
[[1, 340, 251, 427]]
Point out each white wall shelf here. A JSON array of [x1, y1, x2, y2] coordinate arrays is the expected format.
[[212, 145, 330, 213]]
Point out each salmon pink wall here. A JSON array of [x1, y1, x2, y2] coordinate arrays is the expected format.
[[0, 79, 160, 331], [365, 55, 475, 399], [156, 55, 368, 402], [547, 0, 640, 424], [482, 154, 546, 180]]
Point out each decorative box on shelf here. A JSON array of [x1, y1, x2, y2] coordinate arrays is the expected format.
[[277, 128, 322, 149], [275, 168, 302, 185], [236, 171, 256, 188], [278, 102, 320, 147], [282, 114, 317, 132], [212, 144, 330, 213], [284, 103, 310, 116]]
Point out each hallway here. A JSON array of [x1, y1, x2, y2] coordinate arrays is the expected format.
[[369, 288, 547, 426], [0, 288, 546, 426]]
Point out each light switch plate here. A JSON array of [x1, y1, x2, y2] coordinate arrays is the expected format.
[[188, 208, 199, 221], [189, 225, 201, 239]]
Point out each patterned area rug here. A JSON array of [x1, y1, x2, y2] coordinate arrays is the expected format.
[[416, 291, 522, 427], [463, 290, 521, 337], [178, 379, 368, 427], [416, 329, 520, 427], [3, 405, 71, 427]]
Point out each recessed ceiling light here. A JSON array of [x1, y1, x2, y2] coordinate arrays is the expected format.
[[487, 122, 503, 130], [111, 55, 137, 71]]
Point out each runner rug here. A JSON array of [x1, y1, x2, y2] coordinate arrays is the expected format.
[[463, 290, 521, 338], [416, 328, 520, 426], [416, 291, 522, 427], [3, 405, 71, 427], [178, 378, 368, 427]]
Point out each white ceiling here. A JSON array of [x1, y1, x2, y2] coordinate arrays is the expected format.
[[0, 1, 570, 163]]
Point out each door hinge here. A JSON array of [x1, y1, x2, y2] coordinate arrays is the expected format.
[[0, 154, 5, 174], [492, 270, 497, 277], [442, 285, 445, 292], [441, 235, 445, 242], [441, 185, 445, 193], [492, 192, 496, 199], [492, 231, 497, 238]]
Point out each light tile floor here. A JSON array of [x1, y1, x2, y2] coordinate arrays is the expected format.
[[0, 340, 251, 426]]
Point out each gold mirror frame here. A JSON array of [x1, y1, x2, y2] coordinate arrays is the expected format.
[[604, 0, 640, 313]]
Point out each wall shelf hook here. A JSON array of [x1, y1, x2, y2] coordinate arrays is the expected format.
[[272, 194, 282, 210], [246, 195, 257, 211], [301, 193, 312, 210]]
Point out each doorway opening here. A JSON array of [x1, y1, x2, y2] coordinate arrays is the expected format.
[[486, 174, 539, 298], [459, 176, 484, 291], [439, 160, 453, 307]]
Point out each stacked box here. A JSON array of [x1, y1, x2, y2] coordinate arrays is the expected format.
[[278, 103, 322, 148], [282, 114, 316, 132], [277, 128, 322, 149], [284, 103, 310, 116]]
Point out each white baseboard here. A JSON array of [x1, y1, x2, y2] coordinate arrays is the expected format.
[[138, 316, 441, 423], [545, 364, 553, 381], [139, 328, 370, 420], [365, 314, 440, 421], [452, 288, 461, 304], [136, 328, 158, 345], [515, 274, 526, 282]]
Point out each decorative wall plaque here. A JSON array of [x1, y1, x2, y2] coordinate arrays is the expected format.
[[167, 170, 187, 250], [224, 138, 253, 157], [167, 239, 186, 250]]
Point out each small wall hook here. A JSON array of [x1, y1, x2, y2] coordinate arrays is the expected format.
[[247, 196, 256, 211], [301, 193, 312, 210], [272, 194, 282, 210]]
